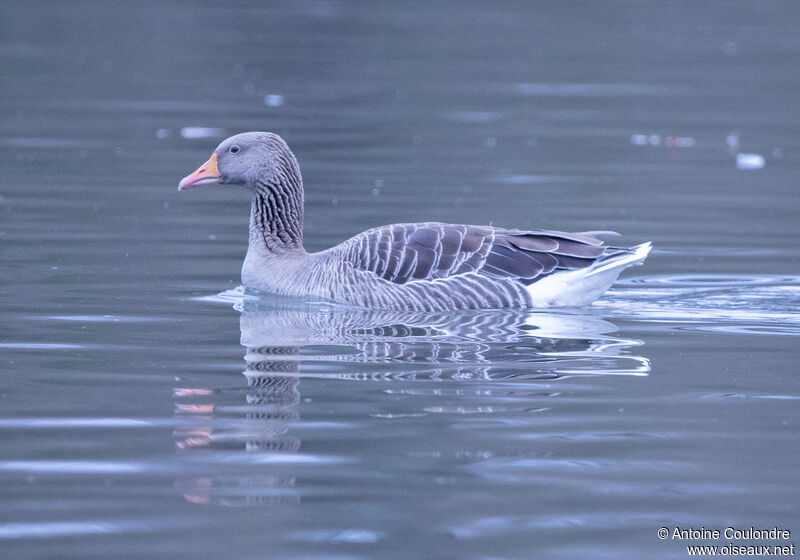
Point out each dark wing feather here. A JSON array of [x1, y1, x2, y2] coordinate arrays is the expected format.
[[484, 245, 545, 278], [339, 222, 609, 285]]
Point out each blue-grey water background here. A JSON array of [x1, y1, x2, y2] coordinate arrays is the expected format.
[[2, 2, 799, 559]]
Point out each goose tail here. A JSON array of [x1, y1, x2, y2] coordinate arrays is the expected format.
[[525, 242, 652, 307], [586, 241, 652, 277]]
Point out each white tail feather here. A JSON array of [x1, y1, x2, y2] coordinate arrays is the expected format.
[[526, 242, 652, 307]]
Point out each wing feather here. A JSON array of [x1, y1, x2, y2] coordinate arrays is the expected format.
[[336, 222, 609, 286], [394, 248, 417, 283], [484, 245, 545, 278]]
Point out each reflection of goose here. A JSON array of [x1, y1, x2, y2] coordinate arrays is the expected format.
[[174, 294, 649, 506], [238, 296, 651, 380]]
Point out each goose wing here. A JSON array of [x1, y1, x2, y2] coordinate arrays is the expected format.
[[338, 222, 608, 285]]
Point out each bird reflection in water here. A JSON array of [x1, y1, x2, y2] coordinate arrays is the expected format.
[[173, 293, 650, 506]]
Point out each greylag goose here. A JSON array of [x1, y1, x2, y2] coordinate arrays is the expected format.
[[179, 132, 651, 311]]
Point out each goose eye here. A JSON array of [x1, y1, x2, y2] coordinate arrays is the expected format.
[[229, 145, 240, 154]]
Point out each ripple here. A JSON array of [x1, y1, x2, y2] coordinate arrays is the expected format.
[[0, 460, 146, 474], [513, 430, 673, 442], [0, 453, 349, 474], [0, 416, 342, 431], [96, 99, 226, 112], [0, 137, 106, 149], [424, 406, 506, 414], [615, 274, 800, 288], [193, 285, 258, 305], [0, 517, 186, 539], [463, 457, 689, 485], [494, 174, 588, 185], [683, 324, 800, 336], [0, 417, 156, 428], [444, 110, 496, 123], [446, 512, 675, 539], [467, 457, 683, 475], [701, 393, 800, 401], [370, 413, 428, 419], [0, 521, 121, 539], [515, 82, 690, 97], [30, 314, 174, 323], [600, 274, 800, 336], [194, 452, 350, 465], [0, 342, 99, 350], [289, 529, 385, 544], [656, 248, 784, 257]]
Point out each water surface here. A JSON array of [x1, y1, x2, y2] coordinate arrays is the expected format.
[[2, 2, 799, 559]]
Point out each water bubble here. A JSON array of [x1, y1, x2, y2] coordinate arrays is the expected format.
[[180, 127, 223, 139], [725, 132, 739, 152], [264, 94, 284, 107], [736, 153, 765, 170]]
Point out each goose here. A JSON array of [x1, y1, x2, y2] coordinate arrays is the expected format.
[[178, 132, 651, 311]]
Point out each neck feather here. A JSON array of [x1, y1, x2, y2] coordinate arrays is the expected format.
[[249, 154, 304, 254]]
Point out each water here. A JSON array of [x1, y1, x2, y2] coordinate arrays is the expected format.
[[2, 2, 799, 559]]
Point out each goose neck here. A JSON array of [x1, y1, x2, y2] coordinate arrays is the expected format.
[[249, 176, 304, 254]]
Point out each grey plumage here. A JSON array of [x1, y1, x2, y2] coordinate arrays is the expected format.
[[337, 223, 604, 285], [179, 132, 651, 311]]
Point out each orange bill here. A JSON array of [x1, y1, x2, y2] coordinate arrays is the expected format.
[[178, 153, 221, 190]]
